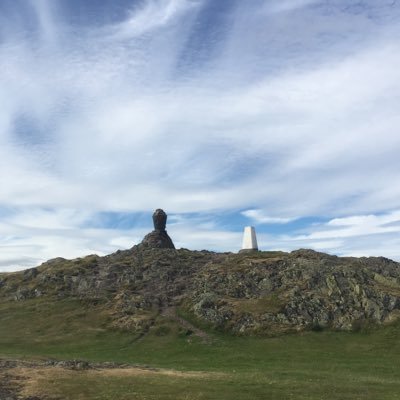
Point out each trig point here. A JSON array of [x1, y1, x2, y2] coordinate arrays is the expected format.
[[240, 226, 258, 252]]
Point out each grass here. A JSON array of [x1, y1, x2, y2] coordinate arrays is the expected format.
[[2, 298, 400, 399], [19, 367, 400, 400]]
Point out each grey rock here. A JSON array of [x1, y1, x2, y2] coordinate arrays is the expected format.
[[141, 209, 175, 249], [141, 230, 175, 249], [153, 209, 167, 231], [2, 247, 400, 335], [23, 267, 38, 279]]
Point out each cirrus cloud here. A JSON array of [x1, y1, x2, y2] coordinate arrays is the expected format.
[[1, 0, 400, 270]]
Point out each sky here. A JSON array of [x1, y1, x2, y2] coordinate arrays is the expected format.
[[1, 0, 400, 271]]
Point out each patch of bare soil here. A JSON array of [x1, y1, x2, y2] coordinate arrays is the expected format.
[[0, 359, 225, 399], [0, 360, 44, 400]]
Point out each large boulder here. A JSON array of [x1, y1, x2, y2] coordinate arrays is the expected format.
[[141, 230, 175, 249]]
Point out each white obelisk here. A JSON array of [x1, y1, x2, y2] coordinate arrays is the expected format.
[[241, 226, 258, 251]]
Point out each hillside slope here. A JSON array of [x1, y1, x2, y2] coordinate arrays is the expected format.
[[1, 246, 400, 335]]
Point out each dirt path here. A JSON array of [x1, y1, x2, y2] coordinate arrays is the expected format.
[[160, 306, 213, 343], [0, 359, 42, 400]]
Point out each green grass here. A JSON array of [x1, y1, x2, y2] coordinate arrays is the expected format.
[[31, 370, 400, 400], [2, 298, 400, 399]]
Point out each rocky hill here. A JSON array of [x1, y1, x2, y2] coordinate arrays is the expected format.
[[1, 245, 400, 336]]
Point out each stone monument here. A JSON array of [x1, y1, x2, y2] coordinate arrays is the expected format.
[[141, 209, 175, 249], [240, 226, 258, 252]]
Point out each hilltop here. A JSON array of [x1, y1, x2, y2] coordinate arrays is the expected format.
[[1, 245, 400, 336], [2, 245, 400, 399]]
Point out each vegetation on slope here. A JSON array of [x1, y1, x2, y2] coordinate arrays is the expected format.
[[1, 297, 400, 399], [2, 247, 400, 398], [1, 246, 400, 335]]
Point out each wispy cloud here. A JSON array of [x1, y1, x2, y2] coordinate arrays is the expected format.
[[263, 210, 400, 260], [298, 210, 400, 240], [264, 0, 318, 15], [110, 0, 199, 39], [242, 209, 296, 225], [1, 0, 400, 270]]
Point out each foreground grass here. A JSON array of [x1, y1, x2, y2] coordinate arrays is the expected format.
[[1, 298, 400, 399], [17, 366, 400, 400]]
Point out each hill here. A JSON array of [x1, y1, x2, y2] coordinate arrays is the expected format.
[[1, 245, 400, 336], [2, 246, 400, 399]]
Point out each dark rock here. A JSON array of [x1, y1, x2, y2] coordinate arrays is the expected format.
[[2, 246, 400, 335], [153, 209, 167, 231], [14, 288, 33, 301], [141, 230, 175, 249], [140, 209, 175, 249], [23, 267, 38, 280], [56, 360, 91, 370]]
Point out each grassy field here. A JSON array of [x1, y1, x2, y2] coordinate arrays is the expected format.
[[1, 298, 400, 399]]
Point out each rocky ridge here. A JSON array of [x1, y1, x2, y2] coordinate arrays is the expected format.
[[1, 246, 400, 335]]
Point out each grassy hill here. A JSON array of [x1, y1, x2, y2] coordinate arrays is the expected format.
[[1, 246, 400, 398], [1, 296, 400, 399]]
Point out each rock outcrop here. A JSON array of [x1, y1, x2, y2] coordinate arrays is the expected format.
[[1, 248, 400, 336], [141, 209, 175, 249]]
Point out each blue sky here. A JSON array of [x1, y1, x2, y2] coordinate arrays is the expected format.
[[1, 0, 400, 270]]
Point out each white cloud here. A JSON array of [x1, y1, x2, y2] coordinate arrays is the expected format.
[[110, 0, 199, 39], [298, 211, 400, 240], [242, 209, 296, 224], [280, 210, 400, 260], [264, 0, 318, 15], [2, 10, 399, 215], [1, 1, 400, 269], [0, 207, 147, 271], [29, 0, 59, 43]]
